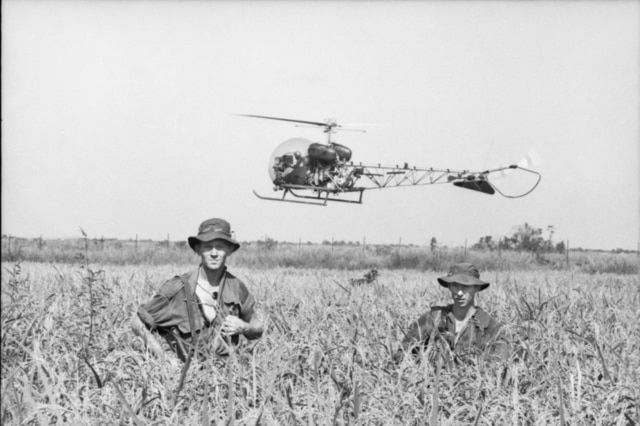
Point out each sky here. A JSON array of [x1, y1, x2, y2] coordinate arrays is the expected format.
[[2, 1, 639, 251]]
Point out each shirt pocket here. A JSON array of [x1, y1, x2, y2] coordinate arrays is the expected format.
[[219, 289, 242, 317]]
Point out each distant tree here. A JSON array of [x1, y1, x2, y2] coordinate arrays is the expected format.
[[430, 237, 438, 252], [546, 225, 556, 252], [497, 236, 513, 251], [510, 223, 546, 253], [555, 241, 566, 254], [258, 237, 277, 249], [472, 235, 496, 251]]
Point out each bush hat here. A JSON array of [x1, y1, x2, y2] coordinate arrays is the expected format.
[[188, 218, 240, 252], [437, 263, 490, 291]]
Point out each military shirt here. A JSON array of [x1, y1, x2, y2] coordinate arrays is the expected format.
[[137, 267, 260, 359], [395, 305, 505, 364]]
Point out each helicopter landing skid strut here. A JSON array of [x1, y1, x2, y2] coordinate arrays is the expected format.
[[252, 188, 364, 206]]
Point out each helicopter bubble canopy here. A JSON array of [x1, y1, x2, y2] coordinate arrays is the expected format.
[[268, 138, 313, 183]]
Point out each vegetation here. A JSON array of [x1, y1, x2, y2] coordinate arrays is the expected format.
[[1, 234, 637, 275], [1, 226, 638, 422], [2, 259, 638, 424], [472, 224, 565, 254]]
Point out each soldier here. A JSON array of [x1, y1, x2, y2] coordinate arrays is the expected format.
[[394, 263, 506, 365], [131, 218, 263, 367]]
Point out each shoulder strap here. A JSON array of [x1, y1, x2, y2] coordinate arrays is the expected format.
[[217, 269, 228, 311], [176, 275, 200, 390], [178, 275, 199, 336]]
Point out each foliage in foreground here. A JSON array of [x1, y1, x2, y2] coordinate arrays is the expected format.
[[1, 261, 639, 425]]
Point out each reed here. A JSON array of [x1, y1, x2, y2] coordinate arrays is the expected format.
[[1, 262, 638, 424]]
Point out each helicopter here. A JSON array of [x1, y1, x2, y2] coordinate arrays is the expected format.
[[237, 114, 541, 206]]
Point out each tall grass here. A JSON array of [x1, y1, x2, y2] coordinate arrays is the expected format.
[[2, 261, 638, 424]]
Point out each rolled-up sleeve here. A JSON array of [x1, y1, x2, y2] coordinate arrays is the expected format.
[[137, 293, 170, 330], [240, 292, 257, 323], [137, 277, 184, 331]]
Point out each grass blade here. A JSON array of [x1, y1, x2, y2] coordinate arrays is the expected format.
[[113, 381, 144, 426]]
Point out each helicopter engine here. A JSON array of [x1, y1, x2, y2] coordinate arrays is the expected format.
[[307, 143, 353, 187], [269, 138, 356, 190]]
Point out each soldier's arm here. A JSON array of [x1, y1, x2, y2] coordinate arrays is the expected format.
[[243, 310, 264, 339], [131, 313, 179, 368], [393, 311, 434, 363], [482, 319, 510, 361]]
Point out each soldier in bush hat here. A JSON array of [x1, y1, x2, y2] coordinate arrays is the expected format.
[[131, 218, 263, 367], [393, 263, 505, 364]]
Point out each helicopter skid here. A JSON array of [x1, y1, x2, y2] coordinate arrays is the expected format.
[[253, 187, 364, 206], [253, 189, 329, 206]]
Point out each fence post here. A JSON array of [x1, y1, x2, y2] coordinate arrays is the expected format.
[[566, 240, 570, 269], [135, 234, 138, 251], [464, 238, 467, 258], [362, 237, 366, 254], [39, 235, 43, 250]]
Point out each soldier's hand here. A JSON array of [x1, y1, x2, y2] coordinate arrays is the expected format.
[[222, 315, 248, 336]]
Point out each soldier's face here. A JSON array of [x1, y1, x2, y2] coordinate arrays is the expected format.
[[448, 283, 479, 308], [196, 239, 234, 271]]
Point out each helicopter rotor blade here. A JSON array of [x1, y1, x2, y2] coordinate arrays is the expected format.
[[235, 114, 330, 128]]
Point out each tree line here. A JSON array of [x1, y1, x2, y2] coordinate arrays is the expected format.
[[472, 223, 565, 253]]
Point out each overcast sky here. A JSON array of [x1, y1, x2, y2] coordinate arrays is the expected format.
[[3, 1, 639, 251]]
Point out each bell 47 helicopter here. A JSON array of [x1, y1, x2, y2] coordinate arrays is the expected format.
[[237, 114, 541, 206]]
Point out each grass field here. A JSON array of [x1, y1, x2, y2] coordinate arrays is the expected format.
[[1, 256, 638, 425], [2, 235, 638, 275]]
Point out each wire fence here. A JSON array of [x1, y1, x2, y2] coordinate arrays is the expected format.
[[1, 235, 637, 274]]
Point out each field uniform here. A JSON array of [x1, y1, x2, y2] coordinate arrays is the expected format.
[[137, 266, 259, 361], [394, 304, 505, 364], [394, 263, 508, 365]]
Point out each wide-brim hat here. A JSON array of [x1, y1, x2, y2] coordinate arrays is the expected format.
[[187, 218, 240, 252], [437, 263, 490, 291]]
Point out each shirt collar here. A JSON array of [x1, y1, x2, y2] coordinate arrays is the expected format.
[[186, 266, 228, 293], [445, 305, 492, 329]]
